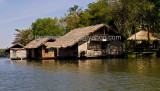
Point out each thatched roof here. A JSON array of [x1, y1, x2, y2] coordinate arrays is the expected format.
[[47, 24, 123, 48], [25, 38, 53, 49], [127, 30, 160, 41], [5, 43, 24, 52]]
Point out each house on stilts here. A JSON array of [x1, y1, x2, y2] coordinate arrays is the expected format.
[[25, 38, 56, 59], [47, 24, 126, 59], [5, 43, 27, 60]]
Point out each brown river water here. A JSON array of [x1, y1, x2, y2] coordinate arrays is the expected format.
[[0, 57, 160, 91]]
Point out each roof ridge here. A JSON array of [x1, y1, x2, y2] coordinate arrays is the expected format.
[[71, 24, 106, 31]]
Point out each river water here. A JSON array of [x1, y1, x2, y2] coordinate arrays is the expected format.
[[0, 57, 160, 91]]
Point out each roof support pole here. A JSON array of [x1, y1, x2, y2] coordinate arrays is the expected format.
[[103, 27, 105, 35], [57, 48, 59, 57], [148, 25, 150, 48]]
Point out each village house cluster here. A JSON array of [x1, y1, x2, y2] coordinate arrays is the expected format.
[[5, 24, 160, 60]]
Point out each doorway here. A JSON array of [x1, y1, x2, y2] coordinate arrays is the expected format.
[[13, 50, 16, 58]]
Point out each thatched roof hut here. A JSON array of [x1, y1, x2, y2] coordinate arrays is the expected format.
[[25, 38, 54, 49], [47, 24, 125, 48], [5, 43, 27, 60], [127, 30, 160, 41], [5, 43, 24, 53]]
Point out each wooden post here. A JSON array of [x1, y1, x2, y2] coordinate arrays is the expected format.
[[57, 48, 59, 57], [42, 46, 44, 58], [132, 25, 136, 52], [148, 25, 150, 48], [103, 27, 105, 35]]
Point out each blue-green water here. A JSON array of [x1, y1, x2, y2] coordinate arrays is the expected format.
[[1, 58, 160, 91]]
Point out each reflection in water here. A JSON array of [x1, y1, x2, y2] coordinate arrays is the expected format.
[[1, 58, 160, 91], [78, 59, 109, 74]]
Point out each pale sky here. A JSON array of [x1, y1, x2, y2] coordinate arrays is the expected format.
[[0, 0, 97, 49]]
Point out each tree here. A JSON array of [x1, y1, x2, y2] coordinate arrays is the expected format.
[[13, 0, 160, 44], [0, 49, 7, 57], [78, 0, 112, 27], [13, 29, 33, 45], [147, 0, 160, 32], [32, 17, 64, 37], [79, 0, 159, 37], [109, 0, 148, 37], [60, 5, 82, 32]]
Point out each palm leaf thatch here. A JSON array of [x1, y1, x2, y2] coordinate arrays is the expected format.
[[47, 24, 123, 48], [127, 30, 160, 41], [5, 43, 24, 52], [25, 38, 52, 49]]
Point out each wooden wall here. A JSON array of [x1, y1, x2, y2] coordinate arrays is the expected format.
[[59, 44, 78, 58], [107, 41, 123, 55], [78, 41, 88, 57], [10, 49, 26, 59], [26, 46, 55, 59], [78, 41, 123, 57], [42, 46, 55, 58], [77, 27, 124, 57]]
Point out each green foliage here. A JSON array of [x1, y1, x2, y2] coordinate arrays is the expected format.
[[128, 54, 136, 58], [13, 29, 33, 45], [32, 17, 64, 36], [0, 49, 7, 57], [125, 41, 134, 53], [79, 0, 113, 27], [61, 0, 160, 37], [86, 0, 110, 24], [60, 5, 82, 32], [13, 0, 160, 47], [78, 10, 92, 27], [152, 53, 157, 57], [110, 0, 143, 36]]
